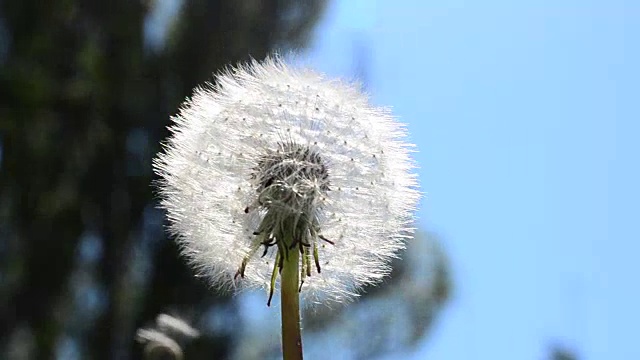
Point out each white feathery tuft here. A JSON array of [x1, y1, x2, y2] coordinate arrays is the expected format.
[[153, 57, 420, 307]]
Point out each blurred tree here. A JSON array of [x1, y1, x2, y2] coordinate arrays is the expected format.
[[0, 0, 326, 358], [550, 345, 579, 360], [0, 0, 450, 359]]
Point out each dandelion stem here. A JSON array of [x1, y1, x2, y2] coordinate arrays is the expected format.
[[280, 239, 303, 360]]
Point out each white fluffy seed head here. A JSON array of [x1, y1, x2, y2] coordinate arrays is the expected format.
[[153, 57, 420, 307]]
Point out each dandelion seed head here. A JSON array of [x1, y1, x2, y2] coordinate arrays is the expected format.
[[153, 57, 420, 306]]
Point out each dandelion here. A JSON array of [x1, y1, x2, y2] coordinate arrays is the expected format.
[[153, 57, 419, 359]]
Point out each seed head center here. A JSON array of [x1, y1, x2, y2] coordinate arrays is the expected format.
[[253, 142, 329, 210]]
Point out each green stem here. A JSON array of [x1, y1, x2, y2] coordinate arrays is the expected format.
[[280, 247, 303, 360]]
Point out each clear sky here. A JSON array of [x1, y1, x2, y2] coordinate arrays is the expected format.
[[307, 1, 640, 359]]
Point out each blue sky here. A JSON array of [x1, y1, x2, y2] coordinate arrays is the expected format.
[[307, 1, 639, 359]]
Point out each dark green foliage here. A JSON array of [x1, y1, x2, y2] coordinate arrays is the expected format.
[[0, 1, 325, 358]]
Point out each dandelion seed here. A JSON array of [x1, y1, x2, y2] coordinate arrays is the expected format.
[[153, 57, 419, 307], [136, 314, 200, 360]]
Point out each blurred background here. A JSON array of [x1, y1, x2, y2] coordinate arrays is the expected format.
[[1, 0, 637, 359]]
